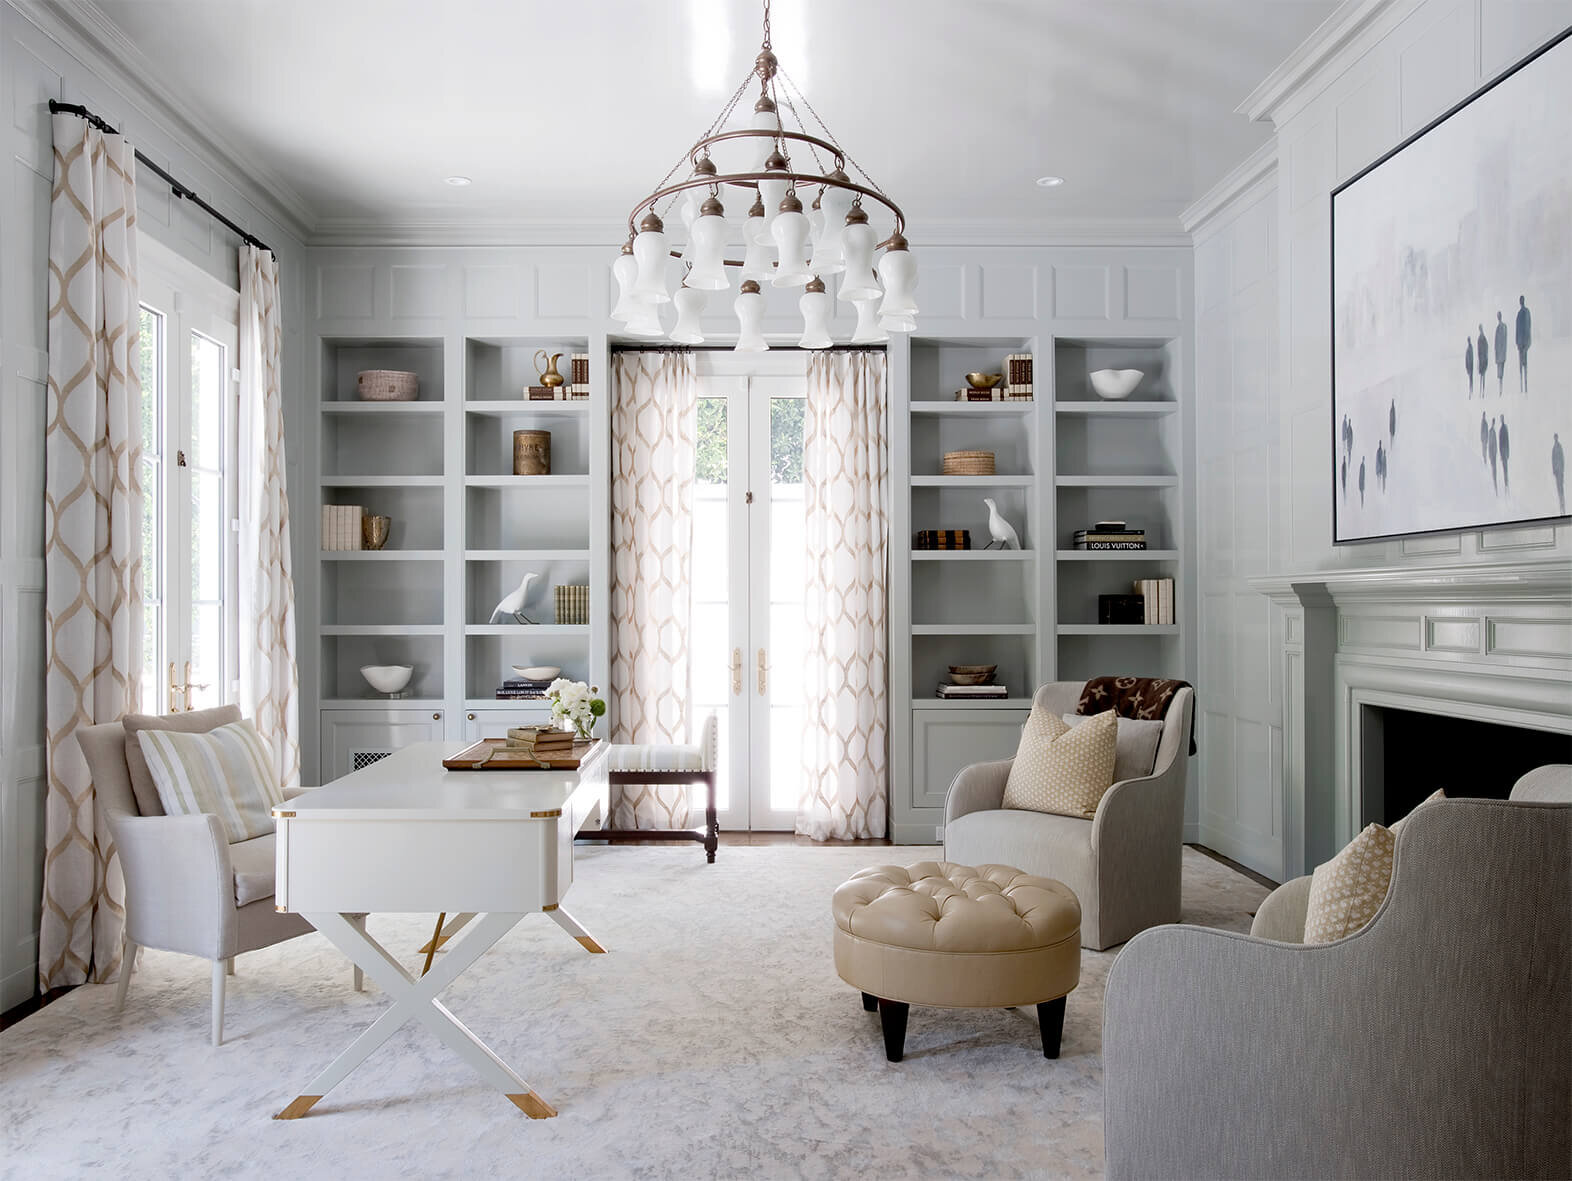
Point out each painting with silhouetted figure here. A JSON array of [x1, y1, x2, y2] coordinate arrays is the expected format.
[[1330, 28, 1571, 542]]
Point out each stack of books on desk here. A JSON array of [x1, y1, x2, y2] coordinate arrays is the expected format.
[[1073, 520, 1146, 550], [496, 676, 552, 700], [504, 725, 575, 759], [935, 683, 1009, 699]]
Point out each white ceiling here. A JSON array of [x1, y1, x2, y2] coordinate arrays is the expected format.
[[85, 0, 1338, 237]]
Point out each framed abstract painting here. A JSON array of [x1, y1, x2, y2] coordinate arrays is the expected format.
[[1330, 27, 1571, 543]]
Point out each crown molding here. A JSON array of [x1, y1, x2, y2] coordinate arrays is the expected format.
[[309, 214, 1192, 250], [1180, 140, 1278, 240], [13, 0, 316, 241], [1236, 0, 1413, 125]]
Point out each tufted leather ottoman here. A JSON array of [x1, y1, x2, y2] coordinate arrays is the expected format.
[[832, 861, 1081, 1061]]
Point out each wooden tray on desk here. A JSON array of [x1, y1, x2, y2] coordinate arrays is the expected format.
[[442, 738, 600, 771]]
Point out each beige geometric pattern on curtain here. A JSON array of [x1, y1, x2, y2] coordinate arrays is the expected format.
[[609, 351, 698, 829], [796, 351, 889, 840], [238, 245, 300, 793], [40, 113, 141, 988]]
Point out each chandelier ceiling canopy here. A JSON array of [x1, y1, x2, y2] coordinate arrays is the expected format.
[[612, 0, 918, 349]]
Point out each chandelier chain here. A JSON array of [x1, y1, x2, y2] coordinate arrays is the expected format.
[[646, 67, 756, 222], [776, 89, 826, 179], [761, 0, 771, 50], [778, 67, 892, 201]]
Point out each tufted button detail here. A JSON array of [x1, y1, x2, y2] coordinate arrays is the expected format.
[[833, 861, 1080, 953]]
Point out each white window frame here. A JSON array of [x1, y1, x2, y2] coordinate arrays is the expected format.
[[137, 236, 242, 713]]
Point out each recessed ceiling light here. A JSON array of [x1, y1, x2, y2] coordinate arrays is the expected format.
[[1036, 175, 1065, 188], [444, 175, 472, 187]]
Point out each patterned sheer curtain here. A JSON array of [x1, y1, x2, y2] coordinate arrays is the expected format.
[[797, 351, 889, 840], [609, 351, 698, 828], [238, 245, 300, 793], [40, 113, 141, 988]]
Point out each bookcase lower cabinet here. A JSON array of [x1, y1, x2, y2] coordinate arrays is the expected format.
[[319, 710, 446, 783], [462, 707, 553, 742], [910, 707, 1031, 842]]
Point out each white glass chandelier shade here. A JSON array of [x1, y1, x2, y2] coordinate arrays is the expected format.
[[878, 311, 916, 333], [756, 150, 790, 243], [686, 196, 731, 291], [733, 279, 768, 352], [631, 215, 673, 304], [609, 250, 641, 323], [770, 194, 812, 287], [876, 235, 918, 323], [670, 284, 707, 344], [741, 199, 773, 281], [797, 278, 833, 348], [838, 213, 881, 302], [850, 296, 888, 344], [808, 173, 853, 275], [750, 96, 779, 170], [624, 299, 666, 337]]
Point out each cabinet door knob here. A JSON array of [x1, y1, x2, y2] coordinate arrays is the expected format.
[[466, 712, 476, 721], [432, 712, 442, 721]]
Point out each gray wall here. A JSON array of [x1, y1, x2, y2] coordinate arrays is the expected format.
[[0, 0, 309, 1009], [1190, 0, 1572, 880]]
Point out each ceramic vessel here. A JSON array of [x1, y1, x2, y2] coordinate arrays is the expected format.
[[360, 665, 413, 695], [512, 665, 561, 681], [361, 515, 391, 550], [513, 430, 551, 475], [1089, 368, 1143, 399]]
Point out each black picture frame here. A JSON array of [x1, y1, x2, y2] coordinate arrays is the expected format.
[[1330, 25, 1571, 544]]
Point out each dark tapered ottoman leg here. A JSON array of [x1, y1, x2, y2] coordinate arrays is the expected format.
[[879, 1000, 909, 1062], [1037, 996, 1067, 1059], [861, 991, 878, 1013]]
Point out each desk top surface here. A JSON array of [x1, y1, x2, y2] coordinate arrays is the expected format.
[[278, 741, 605, 821]]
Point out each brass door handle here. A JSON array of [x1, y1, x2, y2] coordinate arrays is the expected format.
[[181, 661, 209, 711], [168, 662, 183, 713], [757, 648, 768, 696], [731, 648, 743, 696]]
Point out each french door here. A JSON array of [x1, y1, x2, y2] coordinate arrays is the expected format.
[[136, 242, 241, 714], [691, 359, 807, 831]]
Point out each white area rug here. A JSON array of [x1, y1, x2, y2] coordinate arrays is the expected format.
[[1, 845, 1266, 1180]]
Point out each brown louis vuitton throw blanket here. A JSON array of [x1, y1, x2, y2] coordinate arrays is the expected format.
[[1076, 676, 1196, 755]]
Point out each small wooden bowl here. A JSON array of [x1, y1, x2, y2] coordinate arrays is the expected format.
[[947, 663, 998, 686]]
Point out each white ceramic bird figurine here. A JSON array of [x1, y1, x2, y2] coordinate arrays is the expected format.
[[983, 498, 1020, 550], [489, 571, 540, 624]]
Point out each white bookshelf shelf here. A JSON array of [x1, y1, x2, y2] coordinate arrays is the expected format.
[[911, 474, 1034, 488], [321, 402, 444, 415], [1056, 624, 1180, 636], [464, 624, 591, 637], [465, 699, 553, 712], [319, 624, 445, 636], [320, 549, 445, 561], [911, 623, 1036, 636], [319, 698, 444, 711], [464, 548, 591, 562], [911, 550, 1033, 561], [465, 400, 590, 417], [464, 474, 591, 488], [912, 697, 1034, 710], [321, 474, 444, 488], [909, 403, 1035, 416], [1054, 474, 1178, 488], [1054, 549, 1179, 561], [1053, 401, 1178, 416]]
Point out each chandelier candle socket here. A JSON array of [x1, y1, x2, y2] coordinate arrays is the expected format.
[[615, 0, 916, 347]]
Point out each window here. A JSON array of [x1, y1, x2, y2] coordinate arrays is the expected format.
[[136, 239, 241, 713]]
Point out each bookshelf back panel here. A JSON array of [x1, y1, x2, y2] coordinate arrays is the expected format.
[[1056, 561, 1178, 626], [324, 634, 444, 700], [1056, 634, 1182, 684], [466, 486, 590, 550], [323, 415, 445, 477], [324, 340, 444, 403], [911, 486, 1034, 551], [910, 340, 1033, 402], [467, 559, 591, 625], [911, 416, 1034, 477], [912, 634, 1036, 701], [1054, 414, 1176, 478], [1052, 339, 1176, 404], [466, 634, 591, 701], [466, 338, 589, 400], [322, 486, 444, 550], [466, 413, 589, 476], [1054, 486, 1173, 550], [323, 560, 443, 626], [912, 561, 1034, 627]]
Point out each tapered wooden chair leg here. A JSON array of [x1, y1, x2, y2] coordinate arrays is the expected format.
[[879, 1000, 909, 1062], [1037, 996, 1066, 1059]]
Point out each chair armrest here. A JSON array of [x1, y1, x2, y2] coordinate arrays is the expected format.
[[1250, 874, 1311, 942], [1089, 761, 1186, 853], [944, 759, 1012, 826], [109, 812, 237, 960]]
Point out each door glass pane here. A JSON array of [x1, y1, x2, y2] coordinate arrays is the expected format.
[[691, 396, 731, 809], [768, 396, 807, 816], [188, 603, 221, 711], [191, 471, 223, 602], [188, 331, 225, 469]]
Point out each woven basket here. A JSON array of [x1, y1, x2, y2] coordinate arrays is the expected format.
[[942, 449, 996, 476], [356, 370, 418, 401]]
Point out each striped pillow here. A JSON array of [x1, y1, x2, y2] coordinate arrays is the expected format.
[[136, 719, 282, 843]]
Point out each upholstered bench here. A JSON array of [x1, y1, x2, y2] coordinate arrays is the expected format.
[[588, 714, 719, 862], [832, 862, 1081, 1061]]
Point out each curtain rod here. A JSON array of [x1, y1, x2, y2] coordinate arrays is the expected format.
[[48, 100, 274, 257], [610, 344, 887, 353]]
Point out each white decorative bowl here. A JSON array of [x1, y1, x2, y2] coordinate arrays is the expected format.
[[360, 664, 413, 694], [1089, 368, 1144, 400], [512, 665, 561, 681]]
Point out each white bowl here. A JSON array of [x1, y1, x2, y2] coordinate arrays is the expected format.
[[1089, 368, 1144, 399], [512, 665, 561, 681], [360, 665, 413, 694]]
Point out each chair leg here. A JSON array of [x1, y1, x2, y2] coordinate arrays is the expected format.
[[114, 938, 137, 1013], [226, 957, 235, 976], [211, 959, 226, 1047], [878, 1000, 909, 1063], [703, 773, 718, 864]]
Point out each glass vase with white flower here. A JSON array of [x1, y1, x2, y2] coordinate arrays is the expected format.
[[546, 679, 606, 741]]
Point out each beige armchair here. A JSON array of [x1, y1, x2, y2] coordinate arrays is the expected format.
[[942, 681, 1193, 951], [81, 705, 361, 1045], [1103, 768, 1572, 1180]]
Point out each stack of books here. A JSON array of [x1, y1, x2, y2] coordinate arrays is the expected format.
[[1004, 354, 1034, 399], [496, 676, 553, 701], [554, 584, 589, 625], [954, 387, 1020, 403], [321, 504, 364, 550], [1132, 577, 1175, 625], [1073, 520, 1146, 550], [914, 529, 971, 550], [568, 353, 589, 399], [936, 683, 1009, 699], [503, 724, 576, 760]]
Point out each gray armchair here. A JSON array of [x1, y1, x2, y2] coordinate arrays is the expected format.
[[1103, 767, 1572, 1181], [81, 705, 361, 1045], [942, 681, 1193, 951]]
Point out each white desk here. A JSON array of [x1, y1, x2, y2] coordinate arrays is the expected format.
[[272, 739, 608, 1120]]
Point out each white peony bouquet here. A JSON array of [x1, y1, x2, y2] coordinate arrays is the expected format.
[[546, 679, 606, 740]]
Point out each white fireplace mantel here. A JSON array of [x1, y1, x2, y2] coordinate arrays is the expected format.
[[1249, 559, 1572, 877]]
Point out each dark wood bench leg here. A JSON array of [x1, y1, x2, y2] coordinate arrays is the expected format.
[[878, 1000, 909, 1062], [861, 991, 878, 1013], [1037, 996, 1066, 1059], [703, 773, 718, 864]]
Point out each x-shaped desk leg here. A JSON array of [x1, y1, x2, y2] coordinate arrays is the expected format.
[[417, 907, 604, 974], [275, 911, 555, 1120]]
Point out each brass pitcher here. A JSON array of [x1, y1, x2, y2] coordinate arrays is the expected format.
[[534, 350, 565, 390]]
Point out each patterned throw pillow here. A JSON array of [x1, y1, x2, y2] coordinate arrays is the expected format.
[[136, 719, 282, 843], [1001, 706, 1118, 819], [1303, 822, 1397, 943], [1390, 788, 1446, 836]]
